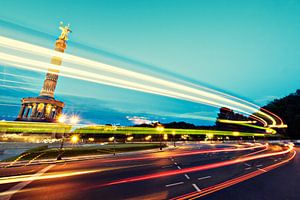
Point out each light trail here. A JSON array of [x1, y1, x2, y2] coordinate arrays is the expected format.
[[217, 119, 277, 134], [0, 163, 151, 185], [184, 80, 284, 126], [0, 71, 38, 80], [0, 36, 277, 126], [0, 78, 35, 85], [217, 119, 257, 124], [172, 150, 296, 200], [98, 145, 293, 187], [1, 143, 266, 168], [0, 35, 283, 128], [62, 143, 267, 165], [0, 52, 268, 121], [0, 84, 37, 91]]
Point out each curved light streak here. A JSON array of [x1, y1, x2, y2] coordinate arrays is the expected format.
[[184, 80, 284, 126], [0, 52, 268, 123], [0, 35, 283, 127], [98, 145, 293, 187], [172, 150, 296, 200]]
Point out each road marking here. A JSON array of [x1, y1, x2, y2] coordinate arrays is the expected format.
[[256, 164, 263, 168], [244, 163, 251, 167], [197, 176, 211, 180], [1, 164, 55, 200], [166, 181, 184, 187], [192, 183, 201, 192], [184, 174, 190, 179], [244, 167, 252, 170], [161, 165, 173, 169], [177, 166, 181, 169], [174, 162, 178, 165], [258, 168, 267, 172]]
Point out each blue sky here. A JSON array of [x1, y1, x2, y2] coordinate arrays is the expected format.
[[0, 0, 299, 125]]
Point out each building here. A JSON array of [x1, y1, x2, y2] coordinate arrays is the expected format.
[[16, 22, 71, 122]]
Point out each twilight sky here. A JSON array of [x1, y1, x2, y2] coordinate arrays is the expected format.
[[0, 0, 299, 125]]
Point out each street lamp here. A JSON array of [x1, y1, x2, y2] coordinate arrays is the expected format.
[[109, 136, 116, 155], [71, 135, 79, 144], [57, 114, 80, 160], [172, 131, 176, 147], [145, 135, 152, 141], [156, 124, 164, 150], [70, 115, 79, 124], [58, 114, 66, 123], [127, 136, 134, 142]]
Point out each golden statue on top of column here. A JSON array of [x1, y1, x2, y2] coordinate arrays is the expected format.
[[58, 21, 72, 41]]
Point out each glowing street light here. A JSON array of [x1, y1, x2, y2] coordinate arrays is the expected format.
[[58, 114, 67, 123], [163, 134, 168, 140], [71, 135, 79, 144], [156, 124, 164, 150], [70, 115, 79, 124], [108, 136, 115, 142], [172, 131, 176, 147], [127, 136, 134, 141], [145, 135, 152, 141], [156, 125, 164, 132], [57, 114, 80, 160]]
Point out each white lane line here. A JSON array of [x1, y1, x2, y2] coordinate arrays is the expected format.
[[161, 165, 173, 169], [244, 167, 252, 170], [192, 183, 201, 192], [166, 181, 184, 187], [244, 163, 251, 167], [177, 166, 181, 169], [184, 174, 190, 180], [197, 176, 211, 180], [1, 164, 55, 200], [274, 159, 278, 162], [256, 164, 263, 168], [258, 168, 267, 172], [174, 162, 178, 165]]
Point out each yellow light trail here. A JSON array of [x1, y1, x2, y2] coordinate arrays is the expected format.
[[184, 80, 284, 126], [217, 119, 257, 124], [0, 163, 152, 185], [0, 35, 284, 128]]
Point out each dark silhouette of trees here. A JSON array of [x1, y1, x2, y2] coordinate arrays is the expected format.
[[215, 107, 263, 132], [263, 89, 300, 138]]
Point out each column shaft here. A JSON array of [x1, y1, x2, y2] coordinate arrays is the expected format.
[[18, 105, 26, 119]]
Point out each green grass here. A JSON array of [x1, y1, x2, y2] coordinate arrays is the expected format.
[[3, 143, 165, 161]]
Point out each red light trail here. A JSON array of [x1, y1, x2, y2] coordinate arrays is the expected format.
[[98, 145, 293, 188]]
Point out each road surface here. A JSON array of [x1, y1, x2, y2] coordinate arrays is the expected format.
[[0, 142, 297, 200]]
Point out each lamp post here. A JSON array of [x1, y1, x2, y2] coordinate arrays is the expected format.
[[109, 136, 116, 155], [156, 124, 164, 150], [172, 131, 176, 147], [57, 114, 79, 160]]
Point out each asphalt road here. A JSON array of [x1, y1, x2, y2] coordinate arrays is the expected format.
[[0, 142, 296, 200]]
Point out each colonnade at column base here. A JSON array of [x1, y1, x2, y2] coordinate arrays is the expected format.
[[16, 96, 64, 123]]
